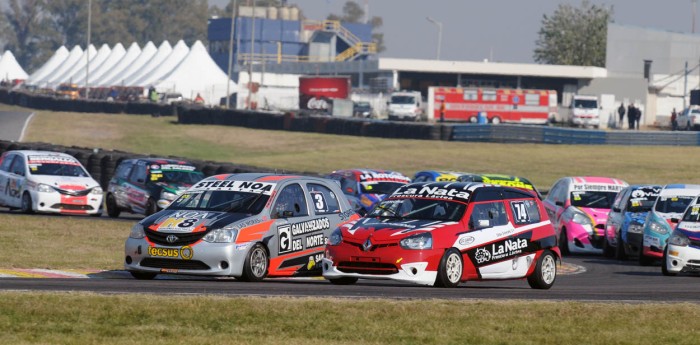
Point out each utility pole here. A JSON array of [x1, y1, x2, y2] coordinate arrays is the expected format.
[[426, 17, 442, 60], [226, 0, 237, 108], [246, 0, 256, 110], [684, 61, 689, 109], [85, 0, 92, 99]]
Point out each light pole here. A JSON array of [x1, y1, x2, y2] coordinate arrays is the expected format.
[[86, 0, 92, 99], [426, 16, 442, 60], [225, 0, 237, 108]]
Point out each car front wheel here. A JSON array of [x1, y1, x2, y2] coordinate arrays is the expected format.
[[434, 248, 463, 288], [528, 250, 557, 289], [328, 277, 358, 285], [240, 243, 269, 282], [105, 193, 121, 218], [130, 271, 157, 280], [661, 247, 677, 276], [21, 192, 33, 214]]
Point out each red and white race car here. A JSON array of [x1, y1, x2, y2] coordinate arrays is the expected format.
[[322, 182, 560, 288]]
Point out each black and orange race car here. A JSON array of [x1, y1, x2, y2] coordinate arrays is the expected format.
[[125, 173, 360, 281]]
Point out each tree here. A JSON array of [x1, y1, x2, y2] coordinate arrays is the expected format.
[[533, 1, 612, 67], [327, 0, 385, 53], [1, 0, 53, 71]]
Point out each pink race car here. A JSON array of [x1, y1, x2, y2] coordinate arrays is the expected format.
[[543, 176, 628, 254]]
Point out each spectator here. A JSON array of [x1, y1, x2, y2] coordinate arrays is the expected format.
[[148, 87, 158, 102], [194, 93, 204, 104], [627, 103, 636, 130], [635, 106, 642, 130], [617, 102, 625, 129], [439, 100, 446, 123], [671, 108, 678, 131]]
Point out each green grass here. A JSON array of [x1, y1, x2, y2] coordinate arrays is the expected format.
[[1, 293, 700, 345]]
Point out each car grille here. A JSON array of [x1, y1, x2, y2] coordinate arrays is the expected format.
[[344, 240, 398, 252], [53, 187, 92, 196], [140, 258, 210, 270], [146, 228, 207, 246], [50, 203, 94, 211], [337, 261, 398, 275], [689, 238, 700, 248]]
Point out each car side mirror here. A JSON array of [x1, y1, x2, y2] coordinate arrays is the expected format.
[[671, 217, 679, 223], [555, 201, 564, 207], [137, 178, 145, 184], [612, 207, 621, 212]]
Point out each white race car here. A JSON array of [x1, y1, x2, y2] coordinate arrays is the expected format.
[[0, 150, 103, 215], [663, 196, 700, 276]]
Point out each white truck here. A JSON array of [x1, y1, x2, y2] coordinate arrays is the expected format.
[[387, 91, 424, 121], [568, 95, 600, 128]]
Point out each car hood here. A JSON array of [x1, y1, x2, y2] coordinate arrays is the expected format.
[[652, 210, 683, 227], [344, 217, 458, 242], [29, 175, 99, 190], [627, 211, 650, 224], [576, 207, 610, 224], [141, 209, 258, 233], [677, 221, 700, 234]]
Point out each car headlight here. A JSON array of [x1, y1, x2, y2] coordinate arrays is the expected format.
[[129, 224, 145, 239], [90, 186, 103, 195], [37, 183, 56, 193], [648, 221, 669, 235], [668, 230, 689, 247], [400, 232, 432, 250], [563, 208, 592, 225], [328, 228, 343, 246], [627, 223, 644, 234], [202, 228, 237, 243], [160, 190, 178, 201]]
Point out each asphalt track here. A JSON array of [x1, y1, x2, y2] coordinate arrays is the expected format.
[[0, 110, 33, 141]]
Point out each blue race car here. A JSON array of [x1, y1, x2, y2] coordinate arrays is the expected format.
[[603, 185, 661, 259]]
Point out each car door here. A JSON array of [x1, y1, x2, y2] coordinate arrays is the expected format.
[[0, 153, 18, 206], [466, 199, 512, 278], [269, 182, 315, 274], [608, 188, 630, 242], [5, 154, 28, 208], [125, 161, 149, 213], [544, 179, 567, 229], [110, 160, 134, 209]]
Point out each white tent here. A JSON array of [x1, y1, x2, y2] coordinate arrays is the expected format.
[[132, 40, 189, 87], [99, 42, 151, 87], [34, 45, 83, 88], [26, 46, 69, 86], [0, 50, 29, 81], [74, 43, 125, 85], [155, 40, 236, 105], [122, 40, 172, 86], [46, 44, 96, 88], [63, 44, 111, 87]]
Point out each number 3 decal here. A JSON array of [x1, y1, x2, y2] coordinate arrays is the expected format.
[[311, 191, 327, 212]]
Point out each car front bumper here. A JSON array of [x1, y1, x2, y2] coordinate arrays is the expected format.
[[665, 244, 700, 274], [562, 221, 604, 254], [32, 190, 102, 215]]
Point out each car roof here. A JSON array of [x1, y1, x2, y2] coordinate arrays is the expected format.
[[659, 184, 700, 196], [8, 150, 76, 159], [567, 176, 627, 185], [200, 173, 328, 184], [127, 158, 196, 165], [330, 169, 411, 182]]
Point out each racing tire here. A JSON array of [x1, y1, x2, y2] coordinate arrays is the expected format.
[[661, 247, 677, 276], [145, 198, 158, 216], [615, 231, 627, 261], [105, 193, 121, 218], [602, 236, 614, 258], [490, 116, 501, 125], [558, 228, 570, 256], [20, 192, 33, 214], [638, 252, 654, 266], [434, 248, 463, 288], [240, 243, 269, 282], [130, 271, 157, 280], [328, 277, 359, 285], [527, 250, 557, 290]]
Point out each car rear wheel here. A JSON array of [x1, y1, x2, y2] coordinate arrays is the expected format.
[[528, 250, 557, 289], [105, 193, 121, 218], [240, 243, 268, 282], [558, 228, 570, 256], [602, 235, 614, 258], [328, 277, 359, 285], [145, 198, 158, 216], [615, 231, 627, 260], [661, 247, 677, 276], [20, 192, 33, 214], [434, 248, 463, 288], [130, 271, 157, 280]]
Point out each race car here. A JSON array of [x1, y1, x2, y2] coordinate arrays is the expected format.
[[412, 170, 471, 183], [543, 176, 628, 255], [124, 173, 360, 280], [0, 150, 103, 215], [457, 173, 543, 199], [326, 169, 411, 215], [322, 182, 560, 288], [603, 185, 661, 259], [663, 196, 700, 276], [105, 158, 205, 217], [639, 184, 700, 266]]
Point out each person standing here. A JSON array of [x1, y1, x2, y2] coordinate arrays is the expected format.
[[671, 108, 678, 131], [617, 103, 625, 129], [627, 103, 636, 130], [439, 100, 446, 123], [635, 106, 642, 130]]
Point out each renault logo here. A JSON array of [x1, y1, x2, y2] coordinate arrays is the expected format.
[[166, 235, 179, 243], [362, 238, 373, 251]]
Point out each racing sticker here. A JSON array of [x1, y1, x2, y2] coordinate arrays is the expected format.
[[391, 185, 471, 202], [358, 171, 411, 183], [278, 225, 301, 254], [511, 200, 533, 224], [157, 211, 210, 231], [147, 245, 193, 260], [310, 190, 329, 213], [192, 180, 275, 195], [481, 176, 534, 190], [27, 155, 80, 166], [278, 218, 330, 254], [572, 184, 624, 192], [466, 237, 536, 266]]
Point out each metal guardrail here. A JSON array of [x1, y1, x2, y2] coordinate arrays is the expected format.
[[451, 124, 700, 146]]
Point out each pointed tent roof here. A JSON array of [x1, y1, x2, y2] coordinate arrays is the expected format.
[[0, 50, 29, 81], [132, 40, 189, 87], [26, 46, 69, 85], [35, 45, 83, 87], [74, 43, 126, 85], [94, 42, 140, 86], [100, 42, 155, 86], [122, 40, 172, 86], [47, 44, 96, 88], [65, 44, 111, 87], [155, 40, 236, 105]]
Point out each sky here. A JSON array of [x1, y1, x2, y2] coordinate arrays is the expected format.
[[211, 0, 697, 63]]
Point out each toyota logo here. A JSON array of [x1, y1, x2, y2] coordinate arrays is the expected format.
[[166, 235, 179, 243]]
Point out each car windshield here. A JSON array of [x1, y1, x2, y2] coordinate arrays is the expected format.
[[168, 190, 269, 214], [150, 170, 204, 184], [360, 181, 406, 195], [369, 198, 466, 222], [627, 188, 659, 212], [391, 96, 415, 104], [570, 191, 616, 209], [655, 195, 695, 213], [682, 204, 700, 222], [573, 99, 597, 108], [28, 161, 88, 177]]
